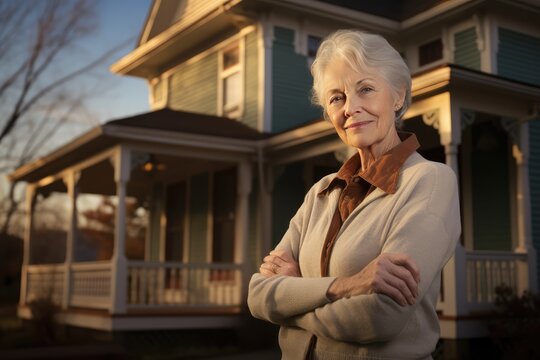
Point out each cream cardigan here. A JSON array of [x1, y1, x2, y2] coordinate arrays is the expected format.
[[248, 152, 461, 360]]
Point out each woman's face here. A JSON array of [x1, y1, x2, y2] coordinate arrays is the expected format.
[[322, 58, 403, 151]]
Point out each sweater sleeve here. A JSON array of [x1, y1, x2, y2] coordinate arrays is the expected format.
[[247, 182, 337, 324], [285, 163, 461, 343]]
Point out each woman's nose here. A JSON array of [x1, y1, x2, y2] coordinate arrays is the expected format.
[[344, 95, 361, 118]]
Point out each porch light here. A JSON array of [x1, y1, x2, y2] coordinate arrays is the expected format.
[[142, 154, 165, 173]]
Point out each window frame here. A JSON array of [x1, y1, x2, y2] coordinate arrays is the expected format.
[[218, 39, 245, 119]]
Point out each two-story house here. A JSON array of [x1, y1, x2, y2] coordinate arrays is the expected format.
[[10, 0, 540, 346]]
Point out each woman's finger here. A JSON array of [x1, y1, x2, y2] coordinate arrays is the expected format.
[[390, 265, 419, 298], [388, 253, 420, 283]]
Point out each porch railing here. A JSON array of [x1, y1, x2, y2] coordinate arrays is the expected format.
[[465, 250, 527, 311], [127, 261, 243, 308], [22, 261, 243, 312], [26, 264, 65, 304], [70, 261, 112, 309], [436, 250, 529, 314]]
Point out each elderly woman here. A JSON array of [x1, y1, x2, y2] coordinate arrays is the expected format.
[[248, 29, 461, 359]]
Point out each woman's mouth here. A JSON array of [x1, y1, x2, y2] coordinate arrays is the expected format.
[[345, 121, 373, 130]]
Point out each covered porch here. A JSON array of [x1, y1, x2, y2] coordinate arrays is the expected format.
[[11, 109, 262, 330]]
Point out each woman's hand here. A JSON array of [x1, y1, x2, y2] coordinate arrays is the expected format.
[[259, 249, 301, 277], [327, 253, 420, 306]]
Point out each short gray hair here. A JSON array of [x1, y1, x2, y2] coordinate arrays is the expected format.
[[311, 29, 411, 125]]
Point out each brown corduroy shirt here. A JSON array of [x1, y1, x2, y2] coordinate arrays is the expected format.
[[318, 133, 420, 277]]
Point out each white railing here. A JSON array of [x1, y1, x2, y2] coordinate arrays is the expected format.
[[70, 261, 112, 309], [127, 261, 243, 308], [437, 250, 529, 314], [26, 264, 65, 304], [465, 250, 527, 310]]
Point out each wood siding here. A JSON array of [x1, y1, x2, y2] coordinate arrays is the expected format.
[[189, 173, 209, 262], [454, 27, 481, 70], [498, 27, 540, 287], [243, 31, 259, 129], [272, 27, 321, 133], [169, 53, 218, 115]]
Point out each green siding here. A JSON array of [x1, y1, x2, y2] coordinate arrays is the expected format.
[[272, 27, 321, 133], [498, 28, 540, 287], [498, 28, 540, 85], [243, 31, 259, 129], [454, 27, 481, 70], [169, 53, 218, 114], [189, 173, 209, 262], [271, 162, 305, 247], [530, 120, 540, 288]]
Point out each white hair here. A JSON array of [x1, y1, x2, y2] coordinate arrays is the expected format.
[[311, 29, 411, 125]]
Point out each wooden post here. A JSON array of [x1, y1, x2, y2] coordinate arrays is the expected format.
[[110, 147, 130, 314], [61, 171, 78, 309], [235, 160, 252, 304], [19, 184, 36, 307], [512, 121, 538, 293]]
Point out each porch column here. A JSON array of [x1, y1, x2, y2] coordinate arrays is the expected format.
[[235, 160, 252, 302], [110, 147, 130, 314], [19, 184, 36, 307], [61, 171, 78, 309], [512, 122, 538, 293], [438, 97, 468, 326]]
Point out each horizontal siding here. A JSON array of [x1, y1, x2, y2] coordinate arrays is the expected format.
[[498, 28, 540, 85], [272, 27, 321, 133], [454, 27, 481, 70], [169, 53, 218, 115], [243, 30, 259, 130], [530, 120, 540, 289], [189, 173, 209, 263]]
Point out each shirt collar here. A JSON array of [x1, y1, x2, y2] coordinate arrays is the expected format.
[[318, 132, 420, 196]]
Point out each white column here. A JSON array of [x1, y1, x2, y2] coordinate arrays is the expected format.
[[512, 122, 538, 293], [61, 171, 78, 309], [19, 184, 36, 307], [235, 160, 252, 302], [110, 147, 130, 314]]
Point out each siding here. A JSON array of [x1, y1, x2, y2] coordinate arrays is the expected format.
[[272, 27, 321, 133], [169, 53, 218, 115], [454, 27, 481, 70], [531, 120, 540, 288], [498, 27, 540, 287], [271, 162, 305, 247], [189, 173, 209, 262], [243, 31, 259, 129]]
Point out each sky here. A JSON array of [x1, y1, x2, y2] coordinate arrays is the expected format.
[[84, 0, 153, 123]]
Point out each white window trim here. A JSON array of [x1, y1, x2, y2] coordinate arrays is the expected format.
[[217, 38, 245, 119]]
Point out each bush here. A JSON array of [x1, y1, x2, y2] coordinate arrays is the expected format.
[[488, 285, 540, 360]]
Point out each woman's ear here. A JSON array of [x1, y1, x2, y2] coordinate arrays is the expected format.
[[393, 89, 406, 111]]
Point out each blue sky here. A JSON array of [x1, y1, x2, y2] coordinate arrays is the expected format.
[[85, 0, 153, 122]]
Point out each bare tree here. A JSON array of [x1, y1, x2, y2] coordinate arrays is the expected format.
[[0, 0, 133, 236]]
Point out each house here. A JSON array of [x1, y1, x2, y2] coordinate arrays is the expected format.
[[10, 0, 540, 346]]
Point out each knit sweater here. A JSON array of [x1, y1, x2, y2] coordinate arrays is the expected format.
[[248, 152, 461, 360]]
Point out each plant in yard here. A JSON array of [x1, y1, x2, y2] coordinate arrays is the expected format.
[[488, 285, 540, 360]]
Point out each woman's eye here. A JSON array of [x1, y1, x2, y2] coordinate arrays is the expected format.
[[360, 87, 374, 94], [329, 95, 344, 105]]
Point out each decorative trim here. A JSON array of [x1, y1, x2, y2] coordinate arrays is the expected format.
[[422, 110, 440, 129], [500, 117, 519, 145], [461, 109, 476, 130]]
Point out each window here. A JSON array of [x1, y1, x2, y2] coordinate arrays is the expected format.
[[419, 38, 443, 66], [220, 42, 243, 118]]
